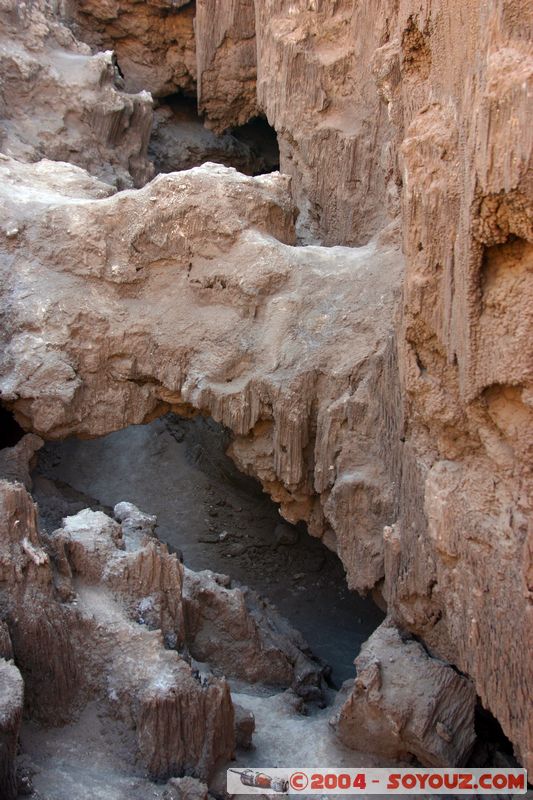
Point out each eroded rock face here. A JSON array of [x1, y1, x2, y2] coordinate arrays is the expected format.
[[192, 1, 397, 244], [378, 4, 533, 773], [0, 434, 43, 490], [0, 443, 332, 779], [183, 567, 327, 700], [195, 0, 258, 132], [237, 0, 532, 770], [331, 621, 477, 766], [233, 703, 255, 750], [254, 0, 399, 246], [0, 0, 531, 775], [0, 479, 235, 780], [67, 0, 197, 97], [0, 0, 154, 188], [0, 158, 402, 599]]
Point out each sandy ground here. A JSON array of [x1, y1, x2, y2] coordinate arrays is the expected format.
[[19, 704, 167, 800], [33, 414, 384, 687], [19, 690, 410, 800]]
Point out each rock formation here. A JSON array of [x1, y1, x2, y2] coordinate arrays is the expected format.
[[378, 5, 532, 772], [0, 156, 401, 602], [331, 621, 477, 767], [0, 438, 329, 792], [0, 0, 531, 780], [195, 0, 258, 131], [0, 0, 154, 188], [0, 658, 24, 800], [66, 0, 197, 98], [0, 477, 235, 781], [0, 433, 43, 490], [233, 703, 255, 750], [183, 567, 327, 700]]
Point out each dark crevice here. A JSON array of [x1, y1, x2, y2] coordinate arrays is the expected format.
[[229, 115, 280, 174], [0, 406, 25, 450], [467, 702, 521, 769], [149, 93, 280, 177], [474, 704, 514, 755], [395, 629, 520, 769]]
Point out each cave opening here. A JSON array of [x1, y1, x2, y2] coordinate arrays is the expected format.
[[229, 116, 281, 174], [32, 413, 383, 687], [149, 92, 280, 177], [0, 406, 25, 450], [469, 703, 518, 767]]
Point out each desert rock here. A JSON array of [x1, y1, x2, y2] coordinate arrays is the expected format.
[[0, 0, 154, 188], [0, 0, 531, 778], [332, 621, 477, 767], [0, 480, 234, 780], [183, 567, 327, 700], [0, 434, 43, 490], [234, 703, 255, 750], [195, 0, 258, 132], [66, 0, 197, 98], [0, 157, 401, 602]]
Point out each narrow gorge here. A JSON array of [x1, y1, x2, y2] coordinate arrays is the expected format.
[[0, 1, 531, 798]]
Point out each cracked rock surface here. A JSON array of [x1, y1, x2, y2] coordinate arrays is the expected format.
[[0, 441, 334, 794]]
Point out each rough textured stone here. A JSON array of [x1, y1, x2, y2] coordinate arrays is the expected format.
[[234, 703, 255, 750], [0, 157, 401, 600], [331, 621, 477, 767], [57, 505, 186, 648], [183, 567, 327, 700], [0, 434, 43, 490], [0, 0, 531, 776], [0, 622, 13, 661], [0, 0, 154, 188], [0, 480, 234, 780], [66, 0, 197, 97], [0, 658, 24, 800], [195, 0, 258, 132], [0, 454, 341, 779], [379, 2, 533, 773], [253, 0, 398, 246]]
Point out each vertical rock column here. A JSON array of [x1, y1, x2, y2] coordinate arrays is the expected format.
[[196, 0, 258, 131]]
